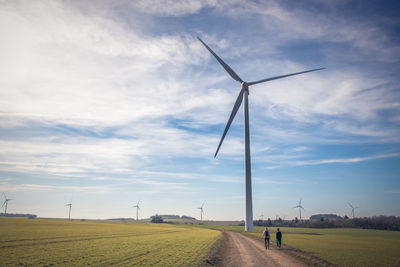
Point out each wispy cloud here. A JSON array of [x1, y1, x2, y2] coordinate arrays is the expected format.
[[0, 182, 109, 193], [292, 153, 400, 167], [388, 189, 400, 195], [253, 177, 292, 185]]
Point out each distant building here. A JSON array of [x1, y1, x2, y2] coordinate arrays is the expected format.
[[181, 215, 196, 220], [160, 215, 180, 219]]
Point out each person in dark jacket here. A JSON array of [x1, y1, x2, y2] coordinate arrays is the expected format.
[[262, 227, 270, 249], [276, 228, 282, 248]]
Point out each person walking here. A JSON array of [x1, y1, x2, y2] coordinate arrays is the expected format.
[[262, 227, 270, 249], [276, 228, 282, 248]]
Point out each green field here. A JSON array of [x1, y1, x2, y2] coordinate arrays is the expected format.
[[3, 218, 399, 266], [228, 226, 400, 267], [0, 218, 220, 266]]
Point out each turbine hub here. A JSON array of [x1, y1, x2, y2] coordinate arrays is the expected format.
[[242, 82, 249, 94]]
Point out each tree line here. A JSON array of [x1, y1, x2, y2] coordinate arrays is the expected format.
[[254, 215, 400, 231]]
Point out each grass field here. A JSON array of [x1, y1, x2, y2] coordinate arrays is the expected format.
[[212, 225, 400, 266], [0, 218, 220, 266]]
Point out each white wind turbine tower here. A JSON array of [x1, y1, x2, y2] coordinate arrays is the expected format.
[[293, 199, 305, 221], [132, 200, 140, 221], [2, 193, 12, 215], [197, 203, 204, 221], [65, 200, 72, 220], [348, 202, 360, 218], [198, 37, 324, 231]]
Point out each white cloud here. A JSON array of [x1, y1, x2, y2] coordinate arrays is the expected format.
[[130, 0, 218, 16], [0, 0, 216, 129], [0, 181, 108, 193]]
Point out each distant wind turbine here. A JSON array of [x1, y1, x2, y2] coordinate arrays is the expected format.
[[348, 202, 360, 218], [198, 37, 324, 231], [2, 193, 12, 215], [260, 213, 265, 220], [132, 200, 140, 221], [197, 203, 204, 221], [65, 200, 72, 220], [293, 199, 305, 221]]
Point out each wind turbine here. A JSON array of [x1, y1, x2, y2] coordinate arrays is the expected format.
[[2, 193, 12, 215], [197, 203, 204, 221], [132, 200, 140, 221], [260, 213, 265, 220], [348, 202, 360, 218], [65, 200, 72, 220], [293, 199, 305, 221], [198, 37, 324, 231]]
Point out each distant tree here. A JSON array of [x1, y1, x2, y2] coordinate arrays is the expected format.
[[344, 215, 349, 220], [295, 217, 299, 223], [267, 218, 272, 226]]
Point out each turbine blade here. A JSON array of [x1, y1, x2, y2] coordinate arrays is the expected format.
[[1, 201, 5, 208], [201, 203, 204, 208], [293, 206, 299, 208], [197, 37, 243, 83], [247, 68, 325, 86], [348, 202, 353, 209], [214, 87, 245, 158]]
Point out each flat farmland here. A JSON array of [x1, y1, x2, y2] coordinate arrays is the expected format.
[[242, 226, 400, 266], [0, 218, 220, 266]]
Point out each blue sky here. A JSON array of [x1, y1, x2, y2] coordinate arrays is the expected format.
[[0, 0, 399, 220]]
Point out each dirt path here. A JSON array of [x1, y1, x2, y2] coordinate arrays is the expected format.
[[218, 231, 308, 267]]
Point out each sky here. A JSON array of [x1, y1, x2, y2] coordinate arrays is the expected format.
[[0, 0, 399, 221]]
